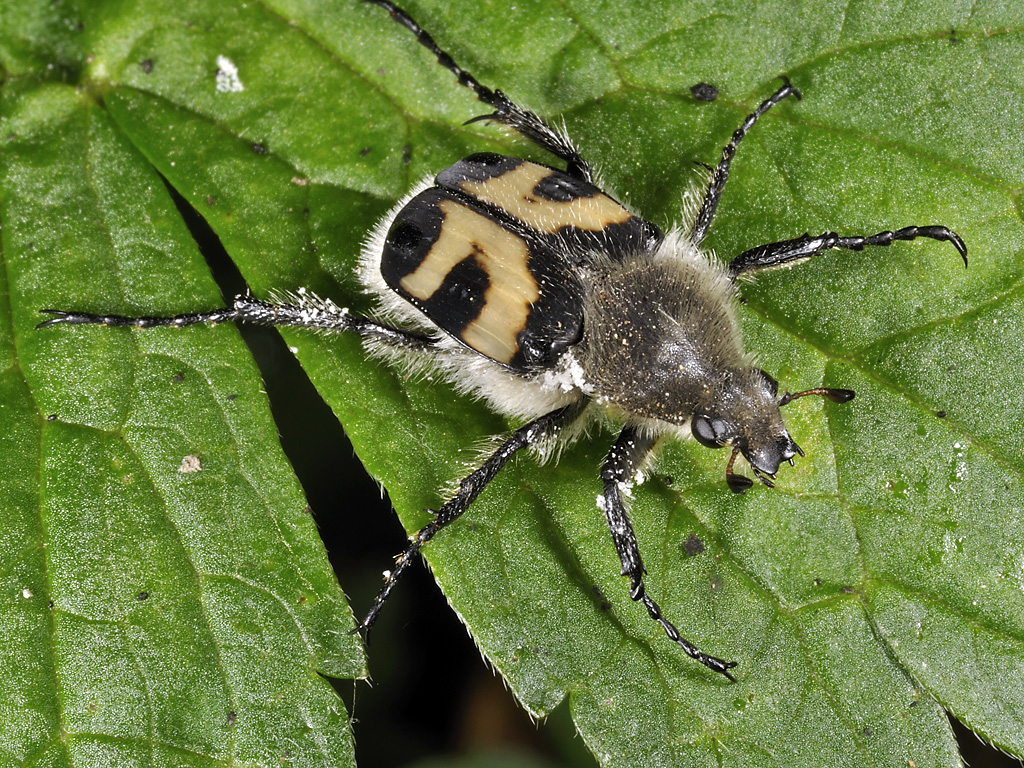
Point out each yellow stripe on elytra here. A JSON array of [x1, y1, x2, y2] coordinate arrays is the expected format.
[[399, 198, 539, 364], [458, 161, 632, 234]]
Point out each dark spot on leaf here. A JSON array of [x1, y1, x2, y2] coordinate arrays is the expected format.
[[137, 591, 149, 600], [252, 143, 267, 155], [682, 533, 705, 557], [690, 82, 719, 102]]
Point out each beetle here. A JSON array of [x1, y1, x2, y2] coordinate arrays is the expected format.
[[40, 0, 966, 680]]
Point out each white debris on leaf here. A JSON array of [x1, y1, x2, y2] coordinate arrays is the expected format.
[[215, 55, 244, 93], [178, 455, 202, 474]]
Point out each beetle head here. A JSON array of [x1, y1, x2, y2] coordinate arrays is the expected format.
[[691, 368, 854, 493]]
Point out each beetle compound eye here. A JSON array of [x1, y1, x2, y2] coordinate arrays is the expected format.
[[692, 413, 730, 448]]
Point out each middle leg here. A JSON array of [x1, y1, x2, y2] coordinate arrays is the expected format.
[[690, 78, 802, 246], [354, 400, 587, 638], [365, 0, 593, 182]]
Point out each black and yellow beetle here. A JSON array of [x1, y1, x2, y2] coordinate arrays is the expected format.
[[40, 0, 967, 680]]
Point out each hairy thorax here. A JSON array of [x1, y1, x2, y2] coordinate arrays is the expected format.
[[576, 232, 746, 425], [577, 234, 745, 428]]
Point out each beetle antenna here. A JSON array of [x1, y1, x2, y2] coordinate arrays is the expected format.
[[778, 387, 855, 407], [725, 448, 753, 494]]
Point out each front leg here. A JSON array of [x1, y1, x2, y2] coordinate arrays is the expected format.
[[600, 426, 737, 680], [728, 226, 967, 280]]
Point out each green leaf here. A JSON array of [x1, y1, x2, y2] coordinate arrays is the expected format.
[[2, 1, 1022, 767], [1, 10, 362, 767]]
